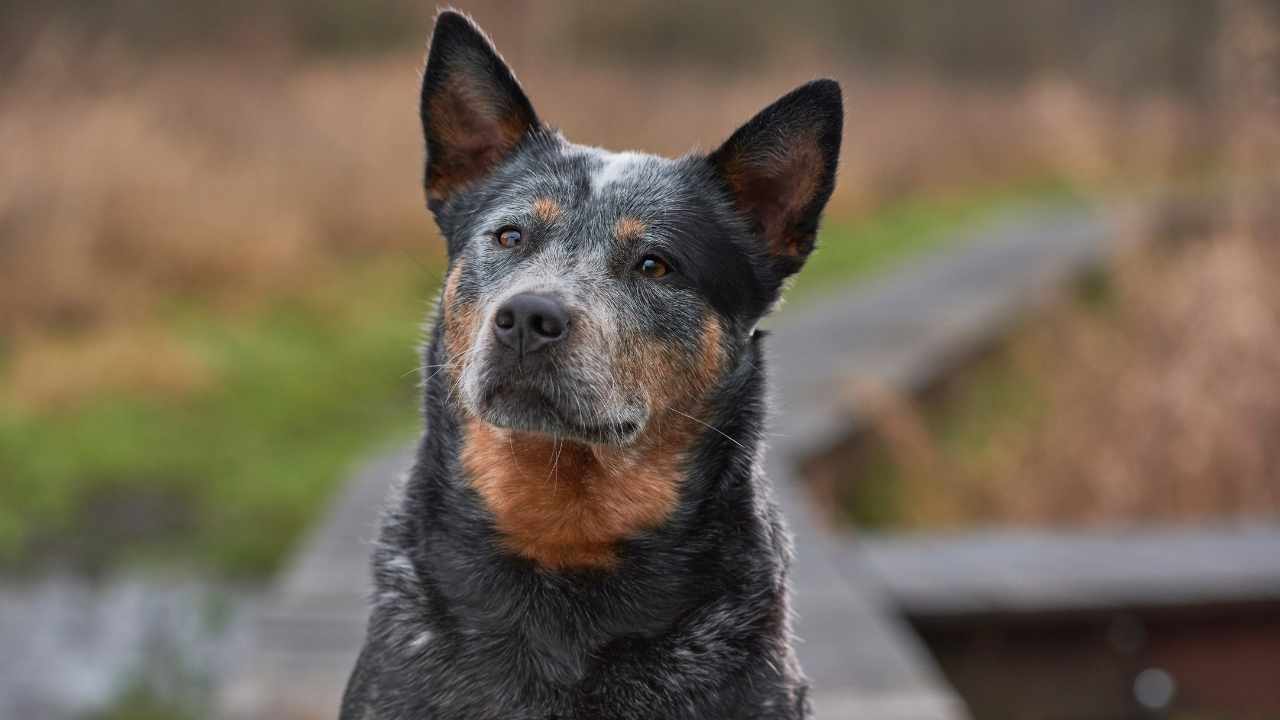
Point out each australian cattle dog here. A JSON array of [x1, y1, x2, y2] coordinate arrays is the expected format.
[[341, 9, 842, 719]]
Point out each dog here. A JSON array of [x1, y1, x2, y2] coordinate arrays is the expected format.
[[340, 10, 841, 720]]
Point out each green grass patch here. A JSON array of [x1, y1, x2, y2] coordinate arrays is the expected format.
[[0, 257, 441, 578]]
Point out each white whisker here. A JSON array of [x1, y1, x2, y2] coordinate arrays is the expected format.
[[668, 407, 747, 450], [413, 361, 461, 382], [546, 436, 564, 496]]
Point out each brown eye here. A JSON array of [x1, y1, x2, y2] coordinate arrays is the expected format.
[[637, 255, 669, 279], [496, 227, 523, 248]]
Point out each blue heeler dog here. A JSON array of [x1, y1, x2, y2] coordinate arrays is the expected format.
[[341, 9, 842, 719]]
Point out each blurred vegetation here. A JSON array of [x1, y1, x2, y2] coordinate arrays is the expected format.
[[807, 0, 1280, 532], [0, 259, 435, 577], [0, 0, 427, 59], [1, 1, 1241, 98], [811, 199, 1280, 531], [568, 1, 1225, 96]]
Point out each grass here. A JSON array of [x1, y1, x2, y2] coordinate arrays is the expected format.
[[0, 182, 1074, 579], [0, 257, 441, 578]]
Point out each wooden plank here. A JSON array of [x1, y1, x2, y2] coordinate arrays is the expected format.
[[856, 526, 1280, 617]]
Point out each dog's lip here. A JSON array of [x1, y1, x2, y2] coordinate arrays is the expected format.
[[479, 383, 642, 443]]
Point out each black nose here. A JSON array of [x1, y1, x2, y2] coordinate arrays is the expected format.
[[493, 293, 570, 356]]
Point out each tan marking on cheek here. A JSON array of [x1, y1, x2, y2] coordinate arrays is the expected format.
[[603, 313, 729, 522], [442, 261, 464, 304], [532, 197, 562, 224], [614, 216, 647, 242], [622, 337, 682, 412], [621, 314, 723, 417], [441, 261, 478, 363], [697, 314, 725, 386]]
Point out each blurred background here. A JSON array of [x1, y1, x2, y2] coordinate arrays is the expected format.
[[0, 1, 1277, 719]]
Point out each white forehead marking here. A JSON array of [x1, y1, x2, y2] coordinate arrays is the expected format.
[[590, 150, 651, 196]]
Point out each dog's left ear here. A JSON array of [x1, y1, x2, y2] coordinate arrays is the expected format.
[[420, 10, 539, 212], [709, 79, 843, 281]]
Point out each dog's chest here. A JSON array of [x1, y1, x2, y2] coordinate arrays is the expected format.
[[400, 633, 614, 719]]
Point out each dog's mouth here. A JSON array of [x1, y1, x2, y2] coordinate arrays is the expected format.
[[476, 383, 643, 445]]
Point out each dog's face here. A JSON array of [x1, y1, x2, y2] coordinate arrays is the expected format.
[[440, 149, 746, 447], [423, 12, 841, 448]]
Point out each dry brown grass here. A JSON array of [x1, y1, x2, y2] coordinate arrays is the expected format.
[[877, 222, 1280, 528], [6, 325, 214, 410], [992, 1, 1280, 525], [811, 2, 1280, 529], [805, 206, 1280, 530], [0, 45, 430, 338]]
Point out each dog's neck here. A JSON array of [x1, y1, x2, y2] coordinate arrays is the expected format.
[[460, 418, 692, 570], [410, 330, 765, 569]]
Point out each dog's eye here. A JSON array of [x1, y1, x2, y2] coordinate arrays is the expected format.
[[636, 255, 670, 279], [495, 227, 523, 248]]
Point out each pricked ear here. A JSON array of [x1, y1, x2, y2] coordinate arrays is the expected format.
[[709, 79, 843, 279], [420, 10, 539, 212]]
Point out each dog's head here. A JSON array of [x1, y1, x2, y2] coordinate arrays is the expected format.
[[425, 11, 841, 448]]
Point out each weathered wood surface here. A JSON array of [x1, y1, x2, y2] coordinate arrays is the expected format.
[[857, 525, 1280, 618]]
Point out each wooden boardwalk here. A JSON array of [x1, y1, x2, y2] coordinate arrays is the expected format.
[[858, 524, 1280, 618], [220, 202, 1118, 720]]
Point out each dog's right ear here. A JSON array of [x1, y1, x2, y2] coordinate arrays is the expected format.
[[420, 10, 539, 212]]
